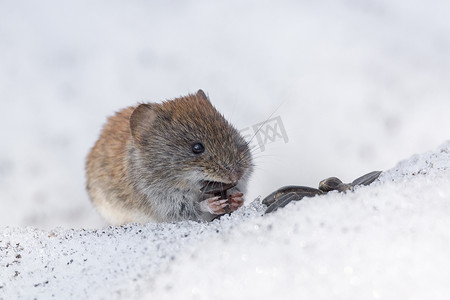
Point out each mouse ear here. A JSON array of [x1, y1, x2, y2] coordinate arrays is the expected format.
[[130, 104, 157, 145], [196, 89, 210, 102]]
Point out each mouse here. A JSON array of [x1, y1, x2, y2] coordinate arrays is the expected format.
[[86, 90, 253, 225]]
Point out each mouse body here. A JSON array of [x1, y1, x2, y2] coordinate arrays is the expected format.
[[86, 90, 253, 225]]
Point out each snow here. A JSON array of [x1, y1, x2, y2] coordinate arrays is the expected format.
[[1, 0, 450, 299], [1, 142, 450, 299], [2, 0, 450, 229]]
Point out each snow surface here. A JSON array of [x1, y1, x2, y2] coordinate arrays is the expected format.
[[1, 141, 450, 299], [1, 0, 450, 299], [1, 0, 450, 229]]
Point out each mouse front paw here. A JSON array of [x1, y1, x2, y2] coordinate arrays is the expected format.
[[228, 192, 244, 212], [199, 196, 229, 215]]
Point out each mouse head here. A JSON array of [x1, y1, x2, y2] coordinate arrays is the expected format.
[[130, 90, 253, 190]]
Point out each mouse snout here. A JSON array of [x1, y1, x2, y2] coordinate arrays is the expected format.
[[228, 173, 239, 185], [227, 168, 243, 184]]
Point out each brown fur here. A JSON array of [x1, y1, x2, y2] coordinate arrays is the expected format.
[[86, 90, 253, 224]]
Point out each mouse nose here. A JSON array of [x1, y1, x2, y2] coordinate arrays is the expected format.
[[228, 170, 242, 184]]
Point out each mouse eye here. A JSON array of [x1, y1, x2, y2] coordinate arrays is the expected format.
[[192, 142, 205, 154]]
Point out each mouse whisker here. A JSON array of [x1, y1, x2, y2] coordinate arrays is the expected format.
[[200, 180, 211, 200], [244, 103, 284, 151], [234, 147, 256, 169]]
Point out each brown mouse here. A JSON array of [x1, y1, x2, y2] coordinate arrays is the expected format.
[[86, 90, 253, 225]]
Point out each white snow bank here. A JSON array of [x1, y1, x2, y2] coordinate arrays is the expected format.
[[2, 0, 450, 229], [1, 141, 450, 300]]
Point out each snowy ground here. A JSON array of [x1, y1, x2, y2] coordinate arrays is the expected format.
[[1, 0, 450, 229], [1, 0, 450, 299], [1, 141, 450, 299]]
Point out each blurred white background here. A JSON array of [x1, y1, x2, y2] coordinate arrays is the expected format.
[[1, 0, 449, 229]]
